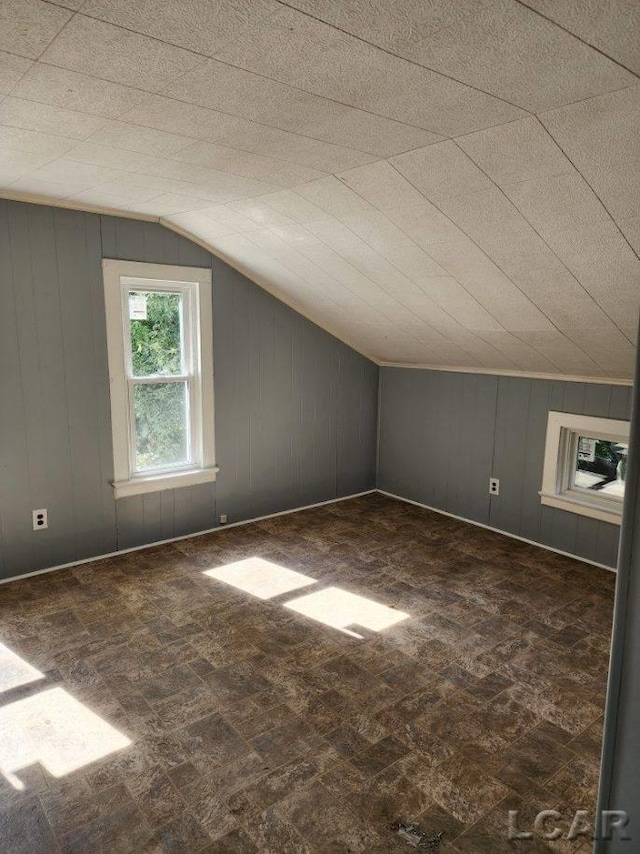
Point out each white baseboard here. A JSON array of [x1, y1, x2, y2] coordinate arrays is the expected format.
[[1, 486, 615, 586], [377, 489, 617, 573], [0, 490, 376, 586]]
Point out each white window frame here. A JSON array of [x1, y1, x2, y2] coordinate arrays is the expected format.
[[540, 411, 629, 525], [103, 259, 217, 499]]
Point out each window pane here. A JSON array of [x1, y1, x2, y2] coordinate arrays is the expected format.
[[129, 290, 183, 376], [133, 382, 189, 471], [574, 436, 628, 499]]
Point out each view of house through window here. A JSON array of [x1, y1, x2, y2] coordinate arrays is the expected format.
[[574, 437, 628, 499]]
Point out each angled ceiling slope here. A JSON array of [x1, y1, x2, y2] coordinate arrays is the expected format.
[[1, 0, 639, 381]]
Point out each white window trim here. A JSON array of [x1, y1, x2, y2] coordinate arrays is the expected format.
[[540, 411, 629, 525], [103, 259, 217, 499]]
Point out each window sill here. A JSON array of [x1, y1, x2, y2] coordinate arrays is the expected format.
[[539, 492, 622, 526], [112, 466, 218, 499]]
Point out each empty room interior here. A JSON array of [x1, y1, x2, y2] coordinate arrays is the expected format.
[[1, 1, 640, 852]]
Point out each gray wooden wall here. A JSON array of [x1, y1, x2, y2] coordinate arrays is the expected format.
[[378, 367, 632, 568], [0, 199, 378, 581]]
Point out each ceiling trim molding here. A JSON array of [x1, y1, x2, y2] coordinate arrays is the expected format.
[[0, 190, 159, 222], [379, 362, 634, 386]]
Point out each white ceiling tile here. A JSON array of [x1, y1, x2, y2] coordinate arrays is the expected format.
[[4, 175, 73, 198], [506, 264, 616, 332], [172, 141, 326, 187], [515, 330, 606, 375], [210, 122, 377, 173], [402, 0, 634, 112], [118, 94, 246, 142], [379, 239, 448, 280], [225, 199, 297, 230], [87, 171, 201, 200], [81, 0, 282, 58], [0, 0, 72, 60], [473, 330, 562, 372], [406, 274, 503, 333], [86, 121, 194, 157], [503, 171, 612, 231], [167, 210, 245, 240], [0, 0, 636, 377], [541, 86, 640, 227], [126, 194, 217, 216], [0, 125, 76, 158], [522, 0, 640, 74], [457, 117, 573, 186], [163, 60, 442, 156], [0, 97, 108, 140], [13, 63, 148, 117], [578, 165, 640, 225], [215, 5, 525, 136], [618, 216, 640, 255], [0, 51, 32, 96], [68, 182, 162, 206], [143, 160, 278, 200], [9, 158, 120, 192], [528, 220, 640, 337], [41, 15, 204, 92], [0, 150, 60, 184], [294, 176, 375, 220], [431, 185, 616, 332], [283, 0, 493, 53], [385, 201, 465, 247], [437, 186, 546, 254], [63, 141, 168, 174], [337, 160, 426, 211], [340, 211, 409, 254], [255, 190, 327, 224], [390, 141, 493, 202], [176, 204, 255, 234], [426, 237, 555, 331], [541, 85, 640, 171]]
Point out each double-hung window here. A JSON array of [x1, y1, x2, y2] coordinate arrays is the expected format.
[[540, 411, 629, 525], [103, 260, 216, 498]]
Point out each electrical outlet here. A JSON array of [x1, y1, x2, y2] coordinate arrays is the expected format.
[[32, 509, 48, 530], [489, 478, 500, 496], [219, 514, 228, 524]]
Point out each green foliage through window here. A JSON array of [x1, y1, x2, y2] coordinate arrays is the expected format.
[[129, 291, 189, 471]]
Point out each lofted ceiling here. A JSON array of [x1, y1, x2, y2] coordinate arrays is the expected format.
[[1, 0, 639, 380]]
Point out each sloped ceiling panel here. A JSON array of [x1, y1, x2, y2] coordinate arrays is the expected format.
[[0, 0, 638, 379]]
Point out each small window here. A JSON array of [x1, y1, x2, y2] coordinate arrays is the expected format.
[[103, 260, 216, 498], [540, 412, 630, 525]]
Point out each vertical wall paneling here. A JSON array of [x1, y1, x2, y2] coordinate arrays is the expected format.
[[0, 201, 33, 573], [378, 367, 632, 567], [0, 204, 378, 581]]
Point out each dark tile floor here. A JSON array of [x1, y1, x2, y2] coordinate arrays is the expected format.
[[0, 494, 615, 853]]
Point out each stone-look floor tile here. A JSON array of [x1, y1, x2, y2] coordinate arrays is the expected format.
[[201, 827, 259, 852], [60, 801, 155, 854], [0, 795, 58, 854], [151, 811, 212, 852], [278, 780, 383, 852], [175, 712, 250, 769], [0, 494, 612, 853]]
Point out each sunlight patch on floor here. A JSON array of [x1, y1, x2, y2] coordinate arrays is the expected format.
[[0, 686, 131, 789], [284, 586, 410, 638], [0, 643, 44, 693], [204, 556, 318, 600]]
